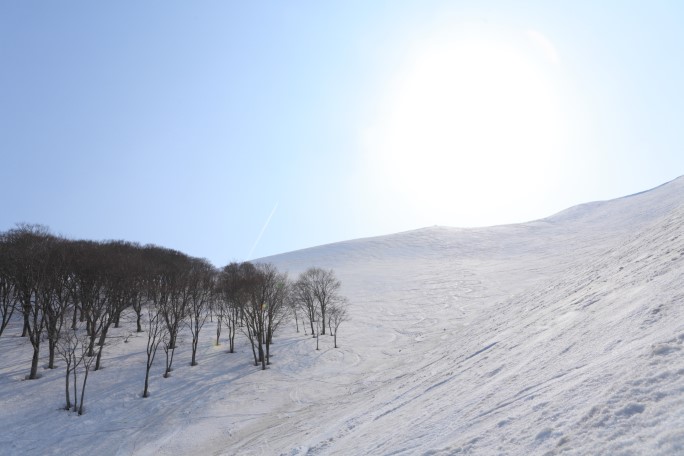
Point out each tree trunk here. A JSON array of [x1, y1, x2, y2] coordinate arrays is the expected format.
[[334, 332, 338, 349], [78, 366, 89, 415], [143, 333, 159, 398], [22, 312, 29, 337], [64, 362, 72, 410], [71, 306, 78, 330], [251, 342, 258, 366], [168, 346, 175, 373], [94, 329, 108, 371], [163, 340, 177, 378], [321, 308, 326, 335], [48, 339, 56, 369], [143, 365, 151, 398], [87, 327, 96, 356], [72, 367, 78, 412], [266, 340, 270, 365], [215, 317, 221, 345], [29, 344, 40, 379], [228, 317, 235, 353], [95, 347, 103, 371], [246, 326, 258, 365], [164, 348, 171, 378], [136, 311, 142, 333], [169, 331, 177, 350], [259, 341, 266, 370], [191, 336, 198, 366]]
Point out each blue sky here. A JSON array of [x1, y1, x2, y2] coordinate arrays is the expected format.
[[2, 1, 683, 266]]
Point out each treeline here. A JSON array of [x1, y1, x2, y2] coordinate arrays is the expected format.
[[0, 224, 349, 414]]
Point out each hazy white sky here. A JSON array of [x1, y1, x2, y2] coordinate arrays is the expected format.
[[2, 1, 683, 265]]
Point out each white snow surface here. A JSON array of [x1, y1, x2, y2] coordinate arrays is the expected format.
[[2, 176, 684, 455]]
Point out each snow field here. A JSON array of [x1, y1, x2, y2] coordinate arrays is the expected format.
[[2, 176, 684, 455]]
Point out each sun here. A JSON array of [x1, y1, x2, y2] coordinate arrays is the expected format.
[[365, 31, 567, 226]]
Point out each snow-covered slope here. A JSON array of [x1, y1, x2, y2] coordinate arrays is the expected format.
[[256, 176, 684, 455], [1, 177, 683, 455]]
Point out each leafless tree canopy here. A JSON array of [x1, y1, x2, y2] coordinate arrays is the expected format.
[[294, 267, 343, 336], [0, 224, 350, 413]]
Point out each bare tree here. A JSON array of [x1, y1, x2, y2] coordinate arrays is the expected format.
[[143, 302, 167, 398], [75, 330, 97, 415], [237, 263, 288, 369], [71, 241, 113, 374], [219, 262, 248, 354], [187, 258, 215, 366], [314, 305, 322, 350], [56, 327, 75, 410], [288, 290, 300, 334], [211, 291, 224, 346], [294, 268, 342, 336], [118, 243, 147, 333], [56, 322, 82, 411], [130, 269, 147, 333], [93, 241, 138, 371], [0, 232, 17, 338], [264, 274, 289, 365], [142, 245, 175, 382], [293, 274, 317, 337], [156, 249, 190, 377], [328, 298, 350, 348], [43, 238, 75, 369], [71, 241, 104, 351], [56, 315, 96, 415], [6, 224, 54, 379], [309, 268, 340, 336], [239, 262, 266, 368]]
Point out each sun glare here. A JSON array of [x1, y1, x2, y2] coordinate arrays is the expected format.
[[366, 31, 567, 226]]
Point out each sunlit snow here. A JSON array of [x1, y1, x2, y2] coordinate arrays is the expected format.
[[2, 177, 684, 455]]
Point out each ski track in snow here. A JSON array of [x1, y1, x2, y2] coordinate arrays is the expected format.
[[2, 177, 684, 455]]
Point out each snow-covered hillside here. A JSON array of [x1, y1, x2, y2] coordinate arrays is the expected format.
[[2, 177, 684, 455]]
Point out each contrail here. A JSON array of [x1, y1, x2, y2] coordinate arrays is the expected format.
[[246, 201, 279, 261]]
